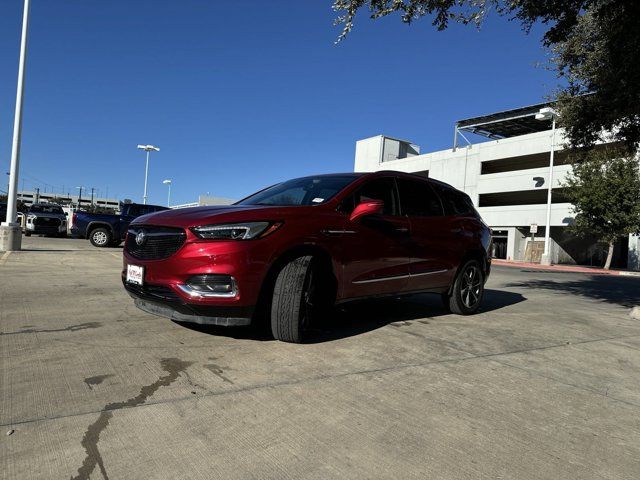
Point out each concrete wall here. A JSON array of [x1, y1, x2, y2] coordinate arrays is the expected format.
[[354, 130, 572, 227], [478, 204, 573, 228], [355, 137, 384, 171]]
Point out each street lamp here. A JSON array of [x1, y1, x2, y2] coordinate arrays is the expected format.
[[535, 107, 559, 266], [1, 0, 31, 252], [76, 186, 85, 210], [137, 144, 160, 205], [162, 179, 172, 207]]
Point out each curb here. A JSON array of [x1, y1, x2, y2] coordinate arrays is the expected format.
[[492, 259, 640, 277]]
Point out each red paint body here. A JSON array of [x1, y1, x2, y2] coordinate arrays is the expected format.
[[122, 172, 492, 324]]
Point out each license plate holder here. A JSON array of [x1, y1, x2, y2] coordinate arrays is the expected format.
[[126, 264, 144, 286]]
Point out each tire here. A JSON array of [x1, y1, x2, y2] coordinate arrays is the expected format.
[[443, 259, 485, 315], [270, 256, 317, 343], [24, 231, 31, 237], [89, 227, 112, 248]]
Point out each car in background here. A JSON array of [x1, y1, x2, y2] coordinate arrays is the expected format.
[[122, 171, 492, 343], [24, 203, 68, 237], [72, 202, 168, 247]]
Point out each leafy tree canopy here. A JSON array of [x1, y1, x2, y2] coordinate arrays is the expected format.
[[333, 0, 640, 149], [563, 146, 640, 268]]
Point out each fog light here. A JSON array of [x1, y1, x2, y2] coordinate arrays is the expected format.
[[177, 274, 238, 298]]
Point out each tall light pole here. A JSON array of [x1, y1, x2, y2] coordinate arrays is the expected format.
[[1, 0, 31, 252], [535, 107, 559, 266], [162, 179, 172, 207], [137, 144, 160, 204], [76, 186, 84, 210]]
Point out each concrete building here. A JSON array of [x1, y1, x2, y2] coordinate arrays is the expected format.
[[354, 102, 640, 270], [171, 195, 236, 209], [16, 190, 120, 210]]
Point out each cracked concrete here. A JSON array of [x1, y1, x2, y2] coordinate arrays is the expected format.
[[1, 236, 640, 479]]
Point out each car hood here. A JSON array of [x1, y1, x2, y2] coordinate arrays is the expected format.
[[131, 204, 320, 228]]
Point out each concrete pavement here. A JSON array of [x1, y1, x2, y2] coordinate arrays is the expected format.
[[1, 236, 640, 479]]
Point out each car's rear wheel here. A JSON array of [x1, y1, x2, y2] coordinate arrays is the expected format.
[[270, 255, 320, 343], [443, 259, 484, 315], [89, 227, 112, 248]]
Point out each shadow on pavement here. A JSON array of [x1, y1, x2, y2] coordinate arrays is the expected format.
[[20, 249, 84, 252], [506, 276, 640, 308], [178, 288, 525, 344]]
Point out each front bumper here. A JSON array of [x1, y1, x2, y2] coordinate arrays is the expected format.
[[27, 224, 66, 234], [124, 281, 253, 326], [122, 236, 274, 326]]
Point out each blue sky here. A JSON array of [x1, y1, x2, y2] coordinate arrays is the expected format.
[[0, 1, 557, 206]]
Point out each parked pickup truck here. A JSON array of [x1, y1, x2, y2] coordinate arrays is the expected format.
[[24, 203, 68, 237], [71, 203, 168, 247]]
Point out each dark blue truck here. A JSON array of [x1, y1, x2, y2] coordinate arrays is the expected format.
[[71, 203, 168, 247]]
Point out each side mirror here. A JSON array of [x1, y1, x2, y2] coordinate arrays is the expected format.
[[350, 200, 384, 222]]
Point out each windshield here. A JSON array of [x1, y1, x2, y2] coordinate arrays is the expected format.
[[29, 205, 64, 214], [237, 175, 359, 206]]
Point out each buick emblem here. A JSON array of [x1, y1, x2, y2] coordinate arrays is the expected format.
[[135, 230, 147, 246]]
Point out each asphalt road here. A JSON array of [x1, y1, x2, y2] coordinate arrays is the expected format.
[[1, 236, 640, 479]]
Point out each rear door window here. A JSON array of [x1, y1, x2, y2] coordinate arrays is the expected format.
[[432, 185, 477, 217], [397, 179, 443, 217]]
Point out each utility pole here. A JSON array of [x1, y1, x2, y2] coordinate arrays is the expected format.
[[0, 0, 31, 251], [76, 186, 83, 210], [137, 145, 160, 204], [163, 179, 172, 207], [34, 187, 40, 204], [535, 107, 559, 266], [90, 187, 95, 206]]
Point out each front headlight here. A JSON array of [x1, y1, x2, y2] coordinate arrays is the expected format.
[[191, 221, 282, 240]]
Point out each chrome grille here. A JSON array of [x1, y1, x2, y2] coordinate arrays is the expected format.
[[125, 226, 186, 260], [34, 217, 61, 226]]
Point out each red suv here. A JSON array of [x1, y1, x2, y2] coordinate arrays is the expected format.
[[123, 172, 491, 343]]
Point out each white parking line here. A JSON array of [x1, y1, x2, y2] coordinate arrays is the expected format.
[[0, 251, 12, 266]]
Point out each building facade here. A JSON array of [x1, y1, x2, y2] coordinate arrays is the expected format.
[[170, 195, 236, 209], [354, 103, 640, 270], [16, 190, 120, 210]]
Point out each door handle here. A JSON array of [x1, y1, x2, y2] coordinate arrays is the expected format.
[[394, 227, 410, 233], [321, 228, 356, 236]]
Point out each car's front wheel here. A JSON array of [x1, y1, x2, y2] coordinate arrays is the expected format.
[[89, 227, 112, 248], [443, 259, 485, 315], [270, 256, 320, 343]]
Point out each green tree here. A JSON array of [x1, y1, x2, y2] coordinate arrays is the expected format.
[[563, 147, 640, 269], [332, 0, 640, 150]]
